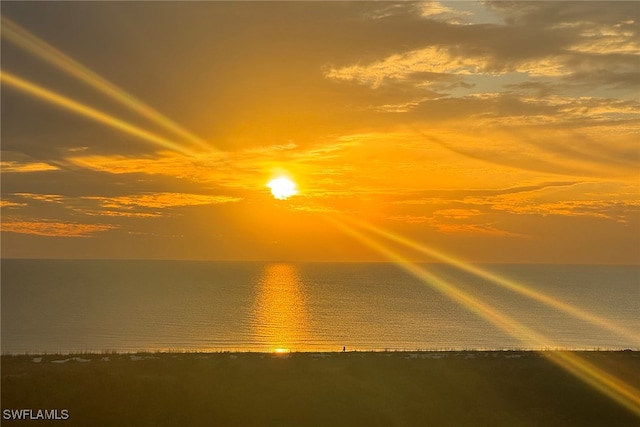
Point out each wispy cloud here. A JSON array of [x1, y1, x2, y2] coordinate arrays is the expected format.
[[429, 222, 523, 237], [83, 193, 241, 210], [0, 200, 27, 208], [433, 208, 482, 219], [1, 218, 116, 237], [5, 191, 242, 222], [11, 193, 66, 203], [1, 160, 59, 173]]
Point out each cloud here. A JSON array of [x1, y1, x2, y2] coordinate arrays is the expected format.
[[428, 222, 523, 237], [384, 180, 638, 240], [433, 208, 482, 219], [387, 213, 522, 237], [83, 193, 241, 210], [1, 218, 116, 237], [78, 209, 161, 218], [487, 199, 640, 224], [325, 0, 639, 113], [11, 193, 66, 203], [1, 160, 59, 173], [326, 35, 636, 90], [419, 1, 473, 24], [453, 182, 640, 225], [62, 137, 368, 199], [408, 94, 639, 179], [324, 46, 493, 89], [485, 1, 638, 29], [5, 191, 241, 221], [387, 215, 430, 224], [65, 151, 209, 179], [0, 200, 27, 208]]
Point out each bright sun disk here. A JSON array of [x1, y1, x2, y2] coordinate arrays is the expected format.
[[267, 176, 297, 200]]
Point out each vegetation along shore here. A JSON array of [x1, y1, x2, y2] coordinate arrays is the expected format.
[[2, 350, 639, 426]]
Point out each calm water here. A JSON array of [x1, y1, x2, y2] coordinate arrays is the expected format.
[[1, 260, 638, 354]]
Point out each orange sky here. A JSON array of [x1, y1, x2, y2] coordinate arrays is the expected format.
[[1, 1, 638, 263]]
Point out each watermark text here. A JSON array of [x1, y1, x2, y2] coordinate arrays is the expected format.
[[3, 409, 69, 421]]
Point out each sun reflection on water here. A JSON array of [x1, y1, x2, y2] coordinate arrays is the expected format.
[[253, 264, 309, 353]]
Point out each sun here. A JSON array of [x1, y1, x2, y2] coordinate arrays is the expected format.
[[267, 176, 298, 200]]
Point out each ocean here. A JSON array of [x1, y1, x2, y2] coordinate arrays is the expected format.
[[1, 259, 638, 354]]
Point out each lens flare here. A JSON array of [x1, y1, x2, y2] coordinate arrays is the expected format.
[[338, 214, 639, 344], [1, 16, 212, 152], [327, 215, 640, 416], [1, 71, 195, 156]]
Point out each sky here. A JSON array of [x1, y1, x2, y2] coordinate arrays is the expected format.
[[1, 1, 638, 263]]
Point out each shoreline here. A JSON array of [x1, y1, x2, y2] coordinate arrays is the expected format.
[[2, 348, 638, 358]]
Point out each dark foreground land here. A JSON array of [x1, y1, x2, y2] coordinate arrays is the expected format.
[[2, 350, 639, 426]]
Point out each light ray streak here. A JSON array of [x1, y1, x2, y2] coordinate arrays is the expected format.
[[1, 71, 196, 156], [327, 215, 640, 416], [1, 16, 212, 151], [338, 214, 639, 344]]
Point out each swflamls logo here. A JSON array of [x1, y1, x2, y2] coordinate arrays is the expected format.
[[2, 409, 69, 420]]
